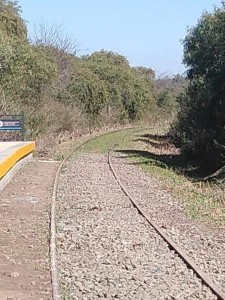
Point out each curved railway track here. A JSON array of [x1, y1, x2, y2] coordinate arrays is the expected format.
[[108, 148, 225, 300], [51, 127, 145, 299], [51, 128, 225, 300]]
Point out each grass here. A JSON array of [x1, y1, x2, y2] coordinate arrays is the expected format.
[[116, 130, 225, 224], [56, 125, 225, 225], [76, 127, 152, 155]]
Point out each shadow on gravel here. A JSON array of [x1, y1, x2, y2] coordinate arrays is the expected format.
[[115, 133, 210, 180]]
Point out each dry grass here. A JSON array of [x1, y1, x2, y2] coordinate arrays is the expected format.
[[126, 130, 225, 224]]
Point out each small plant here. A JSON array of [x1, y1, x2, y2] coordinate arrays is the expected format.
[[55, 153, 65, 161]]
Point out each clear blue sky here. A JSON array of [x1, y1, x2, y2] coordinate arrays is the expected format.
[[18, 0, 222, 75]]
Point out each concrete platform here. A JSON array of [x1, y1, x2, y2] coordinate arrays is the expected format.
[[0, 141, 35, 191]]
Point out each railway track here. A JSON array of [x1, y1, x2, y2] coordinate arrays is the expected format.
[[108, 148, 225, 300], [51, 130, 225, 300], [51, 127, 145, 299]]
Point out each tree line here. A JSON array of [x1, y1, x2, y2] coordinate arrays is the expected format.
[[0, 0, 183, 140]]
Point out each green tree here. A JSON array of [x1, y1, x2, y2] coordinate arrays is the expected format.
[[0, 1, 58, 137], [60, 63, 107, 127], [173, 2, 225, 171], [157, 89, 176, 112], [82, 50, 157, 122], [0, 0, 27, 39]]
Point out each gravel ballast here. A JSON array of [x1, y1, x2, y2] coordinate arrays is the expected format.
[[57, 154, 219, 300], [111, 152, 225, 295]]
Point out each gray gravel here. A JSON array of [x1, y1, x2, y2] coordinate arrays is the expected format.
[[57, 154, 218, 300], [111, 152, 225, 295]]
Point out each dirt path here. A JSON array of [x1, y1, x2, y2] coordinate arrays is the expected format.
[[0, 159, 59, 300]]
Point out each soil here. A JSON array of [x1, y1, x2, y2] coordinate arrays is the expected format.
[[0, 159, 59, 300]]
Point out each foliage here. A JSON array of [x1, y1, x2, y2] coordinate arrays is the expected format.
[[0, 2, 177, 141], [155, 74, 187, 116], [0, 2, 57, 136], [81, 51, 157, 121], [61, 63, 107, 126], [0, 0, 26, 39], [172, 2, 225, 172], [157, 89, 176, 111], [1, 42, 57, 106]]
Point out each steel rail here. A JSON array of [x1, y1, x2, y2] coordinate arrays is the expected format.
[[50, 126, 151, 300], [108, 148, 225, 300]]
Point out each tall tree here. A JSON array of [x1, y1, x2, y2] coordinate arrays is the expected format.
[[0, 0, 27, 39], [173, 2, 225, 171], [82, 50, 157, 121]]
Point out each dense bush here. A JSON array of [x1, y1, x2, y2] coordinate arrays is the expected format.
[[172, 2, 225, 172]]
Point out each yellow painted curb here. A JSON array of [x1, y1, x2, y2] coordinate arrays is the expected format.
[[0, 142, 35, 179]]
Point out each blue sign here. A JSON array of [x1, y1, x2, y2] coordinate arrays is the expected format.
[[0, 119, 23, 131]]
